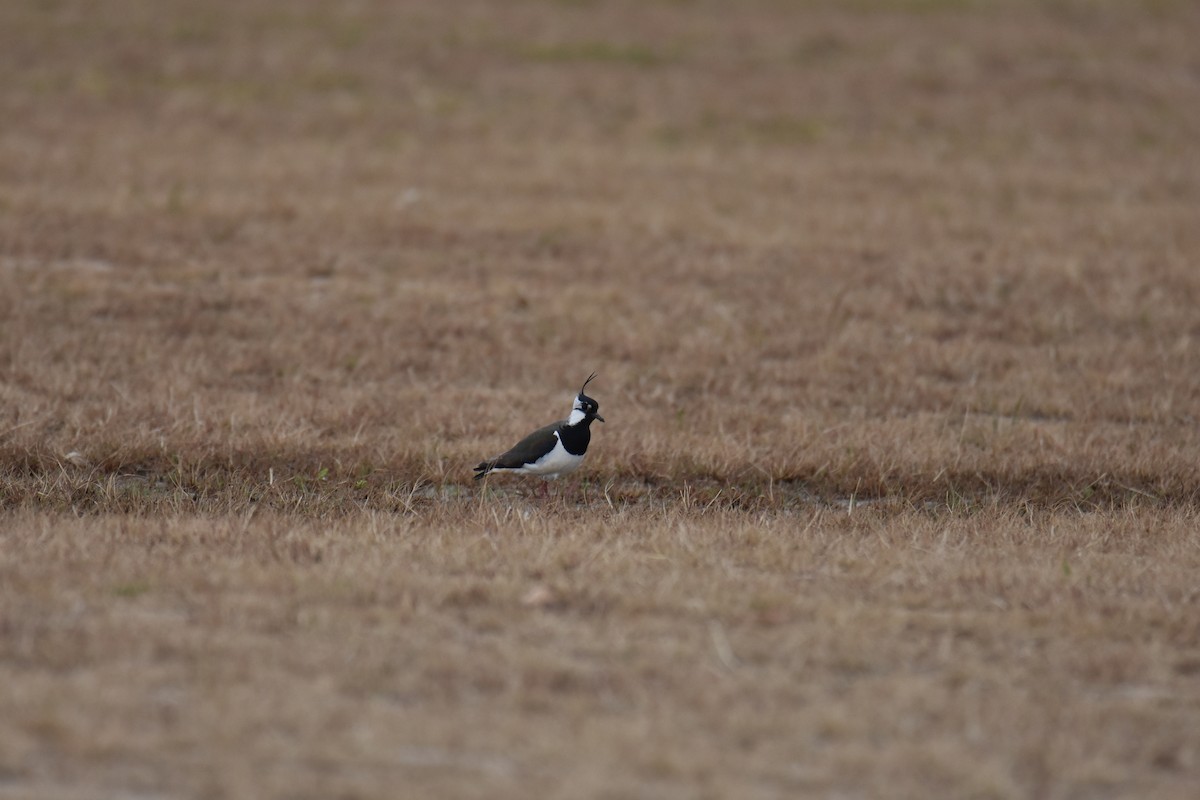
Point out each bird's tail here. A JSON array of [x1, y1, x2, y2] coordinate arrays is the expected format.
[[473, 461, 495, 480]]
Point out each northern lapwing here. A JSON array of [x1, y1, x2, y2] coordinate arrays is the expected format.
[[474, 373, 604, 491]]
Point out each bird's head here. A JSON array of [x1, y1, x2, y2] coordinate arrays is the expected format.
[[568, 372, 604, 425]]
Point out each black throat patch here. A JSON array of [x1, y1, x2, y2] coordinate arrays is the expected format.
[[557, 418, 593, 456]]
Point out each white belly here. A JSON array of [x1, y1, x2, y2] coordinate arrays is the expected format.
[[517, 434, 584, 479]]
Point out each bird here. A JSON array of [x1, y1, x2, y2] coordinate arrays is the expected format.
[[474, 373, 604, 490]]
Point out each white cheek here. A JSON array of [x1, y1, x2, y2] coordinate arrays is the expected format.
[[567, 408, 586, 425]]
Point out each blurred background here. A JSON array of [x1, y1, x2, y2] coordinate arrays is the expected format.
[[2, 0, 1199, 494]]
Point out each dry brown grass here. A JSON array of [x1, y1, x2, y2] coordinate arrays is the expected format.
[[3, 0, 1200, 797]]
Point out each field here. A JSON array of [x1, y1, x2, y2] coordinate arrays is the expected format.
[[3, 0, 1200, 797]]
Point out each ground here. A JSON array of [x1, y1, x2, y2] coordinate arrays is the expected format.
[[2, 1, 1200, 798]]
